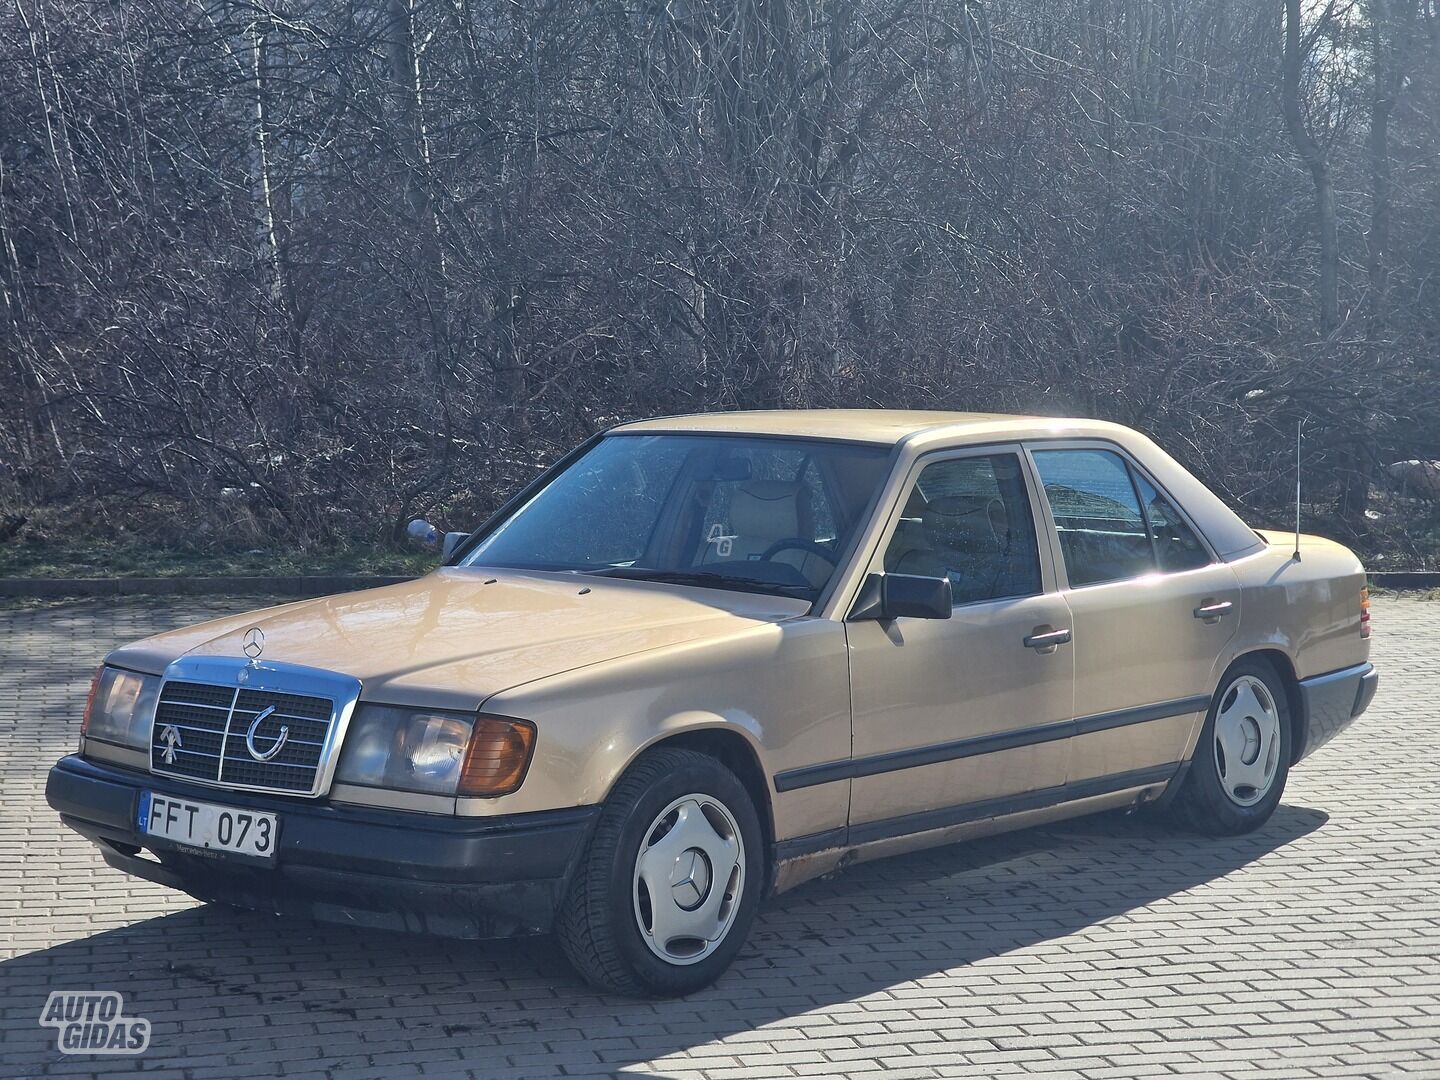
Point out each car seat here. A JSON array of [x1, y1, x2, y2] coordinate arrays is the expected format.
[[700, 479, 831, 587]]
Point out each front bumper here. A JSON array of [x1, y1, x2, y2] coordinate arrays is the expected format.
[[46, 755, 598, 939], [1297, 662, 1379, 761]]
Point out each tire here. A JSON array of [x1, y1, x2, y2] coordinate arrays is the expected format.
[[555, 747, 765, 997], [1171, 656, 1292, 835]]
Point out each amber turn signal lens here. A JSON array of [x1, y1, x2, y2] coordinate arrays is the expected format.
[[79, 666, 104, 737], [457, 716, 536, 797], [1360, 586, 1371, 638]]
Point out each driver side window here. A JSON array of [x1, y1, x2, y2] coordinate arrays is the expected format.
[[883, 453, 1043, 606]]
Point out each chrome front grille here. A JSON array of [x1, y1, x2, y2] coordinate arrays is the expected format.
[[149, 656, 362, 798], [149, 681, 232, 783], [219, 689, 331, 790]]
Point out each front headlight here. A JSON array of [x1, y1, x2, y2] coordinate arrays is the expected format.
[[334, 705, 535, 797], [81, 666, 160, 751]]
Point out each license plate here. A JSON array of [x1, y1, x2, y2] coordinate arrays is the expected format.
[[138, 792, 278, 860]]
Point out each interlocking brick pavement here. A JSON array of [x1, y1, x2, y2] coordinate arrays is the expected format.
[[1, 594, 1437, 1079]]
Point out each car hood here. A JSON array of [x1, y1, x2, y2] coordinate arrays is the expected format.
[[106, 568, 811, 711]]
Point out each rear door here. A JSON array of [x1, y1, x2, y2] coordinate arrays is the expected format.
[[1025, 443, 1241, 787]]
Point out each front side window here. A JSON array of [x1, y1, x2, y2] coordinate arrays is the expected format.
[[1032, 447, 1212, 586], [883, 453, 1042, 605], [1032, 448, 1153, 586], [463, 434, 892, 599]]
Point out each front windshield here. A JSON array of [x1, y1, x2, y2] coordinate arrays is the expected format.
[[461, 433, 893, 599]]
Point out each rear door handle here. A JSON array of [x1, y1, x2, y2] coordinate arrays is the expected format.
[[1193, 599, 1234, 621], [1023, 626, 1072, 651]]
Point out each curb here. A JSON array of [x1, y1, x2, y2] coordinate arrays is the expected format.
[[0, 576, 414, 598]]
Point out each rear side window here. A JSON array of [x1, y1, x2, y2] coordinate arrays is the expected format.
[[883, 453, 1042, 605], [1032, 449, 1153, 586], [1134, 473, 1211, 572], [1032, 448, 1212, 586]]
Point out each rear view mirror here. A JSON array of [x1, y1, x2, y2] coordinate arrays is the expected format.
[[706, 455, 753, 482], [849, 572, 952, 621]]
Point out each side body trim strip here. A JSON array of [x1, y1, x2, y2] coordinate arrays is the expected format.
[[773, 763, 1181, 860], [771, 826, 848, 863], [845, 763, 1180, 847], [1070, 695, 1211, 736], [774, 695, 1209, 792]]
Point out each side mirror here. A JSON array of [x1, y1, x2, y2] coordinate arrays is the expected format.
[[849, 572, 952, 621], [440, 531, 467, 562], [407, 520, 467, 563]]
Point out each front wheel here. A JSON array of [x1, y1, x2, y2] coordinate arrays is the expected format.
[[1171, 657, 1292, 835], [556, 747, 764, 996]]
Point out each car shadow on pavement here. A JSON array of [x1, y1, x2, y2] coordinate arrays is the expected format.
[[1, 803, 1327, 1079]]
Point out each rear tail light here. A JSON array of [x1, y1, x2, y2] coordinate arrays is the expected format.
[[457, 715, 536, 797], [1360, 586, 1371, 638]]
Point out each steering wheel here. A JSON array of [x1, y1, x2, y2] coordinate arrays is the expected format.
[[761, 538, 837, 565]]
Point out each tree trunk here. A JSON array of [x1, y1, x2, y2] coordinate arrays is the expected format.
[[1339, 0, 1419, 531], [249, 15, 285, 305], [1281, 0, 1339, 338]]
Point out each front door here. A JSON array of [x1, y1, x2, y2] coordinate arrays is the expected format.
[[845, 446, 1075, 839], [1026, 444, 1241, 787]]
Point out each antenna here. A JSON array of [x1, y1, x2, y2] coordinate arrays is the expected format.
[[1293, 418, 1302, 562]]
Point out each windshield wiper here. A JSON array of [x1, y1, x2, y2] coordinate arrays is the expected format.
[[585, 566, 812, 598]]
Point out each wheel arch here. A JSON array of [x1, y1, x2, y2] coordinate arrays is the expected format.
[[639, 728, 776, 861], [593, 719, 776, 875], [1229, 647, 1306, 765]]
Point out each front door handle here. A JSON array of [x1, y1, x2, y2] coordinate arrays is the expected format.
[[1023, 626, 1072, 652], [1193, 599, 1234, 622]]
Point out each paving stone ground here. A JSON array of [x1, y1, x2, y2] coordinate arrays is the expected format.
[[1, 594, 1437, 1079]]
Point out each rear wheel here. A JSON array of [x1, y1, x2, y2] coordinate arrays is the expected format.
[[556, 747, 764, 996], [1171, 657, 1291, 835]]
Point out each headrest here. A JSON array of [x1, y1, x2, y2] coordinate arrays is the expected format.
[[924, 495, 1002, 553], [730, 480, 813, 540], [927, 495, 991, 519]]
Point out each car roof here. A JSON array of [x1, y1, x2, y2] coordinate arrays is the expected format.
[[611, 409, 1266, 560], [611, 409, 1129, 446]]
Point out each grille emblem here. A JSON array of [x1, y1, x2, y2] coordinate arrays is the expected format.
[[244, 706, 289, 761], [158, 724, 182, 765], [242, 627, 265, 660]]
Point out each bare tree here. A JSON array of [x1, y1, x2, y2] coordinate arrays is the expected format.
[[0, 0, 1435, 561], [1281, 0, 1344, 338]]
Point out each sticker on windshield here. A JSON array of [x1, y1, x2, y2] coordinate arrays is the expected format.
[[705, 523, 736, 558]]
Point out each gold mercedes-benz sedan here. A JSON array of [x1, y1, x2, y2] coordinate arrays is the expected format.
[[48, 411, 1377, 995]]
